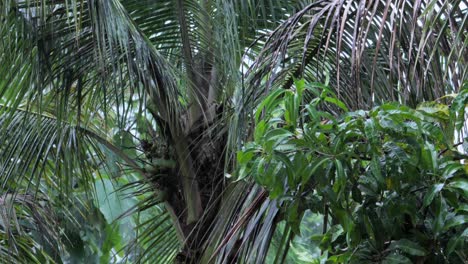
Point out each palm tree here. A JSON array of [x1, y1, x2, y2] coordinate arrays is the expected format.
[[0, 0, 465, 263]]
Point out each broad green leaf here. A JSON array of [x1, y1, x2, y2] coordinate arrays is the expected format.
[[447, 178, 468, 197], [302, 157, 329, 184], [423, 183, 444, 207], [333, 160, 346, 198], [100, 223, 123, 264], [446, 229, 466, 254], [274, 151, 295, 187], [237, 165, 249, 180], [255, 89, 286, 123], [441, 162, 464, 179], [113, 130, 137, 159], [95, 179, 136, 226], [284, 91, 299, 128], [319, 225, 343, 250], [444, 215, 468, 231], [364, 118, 378, 145], [421, 142, 437, 171], [294, 79, 305, 94], [389, 239, 427, 256], [237, 148, 255, 164], [433, 196, 446, 235], [264, 128, 293, 143], [457, 204, 468, 213], [327, 252, 351, 263], [363, 215, 376, 246], [287, 200, 302, 236], [450, 85, 468, 130], [323, 96, 348, 112], [383, 253, 412, 264], [417, 101, 449, 120], [370, 157, 385, 188], [254, 118, 266, 141], [255, 157, 266, 176], [333, 208, 354, 233]]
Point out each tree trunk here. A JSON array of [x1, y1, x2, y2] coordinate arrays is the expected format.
[[168, 120, 227, 263]]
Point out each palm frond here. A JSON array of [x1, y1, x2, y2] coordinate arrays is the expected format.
[[0, 193, 60, 263], [119, 193, 180, 263], [248, 0, 467, 110], [200, 183, 285, 264], [0, 105, 144, 259]]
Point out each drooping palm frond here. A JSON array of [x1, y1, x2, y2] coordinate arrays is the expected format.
[[118, 190, 180, 263], [247, 0, 467, 111], [0, 193, 60, 263], [0, 105, 141, 256], [198, 183, 280, 264], [1, 0, 188, 254], [1, 0, 185, 131]]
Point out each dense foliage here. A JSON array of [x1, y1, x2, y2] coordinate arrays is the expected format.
[[0, 0, 466, 262], [237, 80, 468, 263]]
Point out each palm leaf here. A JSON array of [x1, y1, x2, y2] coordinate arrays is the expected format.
[[248, 0, 467, 110]]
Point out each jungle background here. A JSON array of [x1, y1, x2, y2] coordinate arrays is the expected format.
[[0, 0, 467, 263]]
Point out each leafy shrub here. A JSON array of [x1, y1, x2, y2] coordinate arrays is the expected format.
[[236, 80, 468, 263]]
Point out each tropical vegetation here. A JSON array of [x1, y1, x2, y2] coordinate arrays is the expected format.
[[0, 0, 466, 263], [237, 80, 468, 263]]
